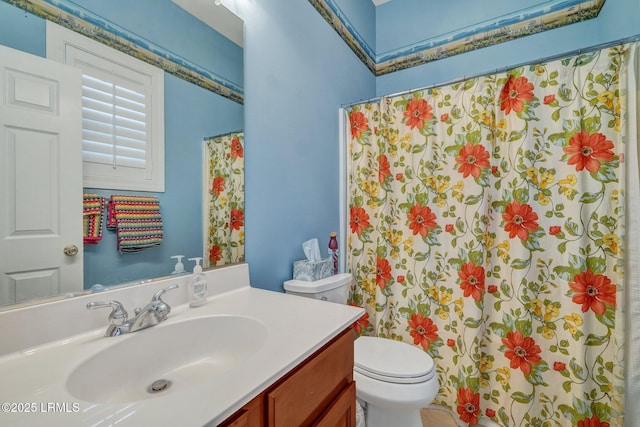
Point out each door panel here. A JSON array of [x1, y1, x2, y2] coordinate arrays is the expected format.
[[0, 44, 83, 306]]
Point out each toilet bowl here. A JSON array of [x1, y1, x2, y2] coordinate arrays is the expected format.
[[284, 273, 439, 427]]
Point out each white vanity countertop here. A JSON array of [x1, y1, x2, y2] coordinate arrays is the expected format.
[[0, 267, 364, 427]]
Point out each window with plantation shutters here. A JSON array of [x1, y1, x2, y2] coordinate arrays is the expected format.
[[46, 21, 165, 192]]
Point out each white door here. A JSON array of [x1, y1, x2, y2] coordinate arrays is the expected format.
[[0, 44, 83, 306]]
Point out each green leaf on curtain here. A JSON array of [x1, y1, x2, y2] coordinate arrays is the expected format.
[[569, 359, 587, 381], [489, 322, 510, 338], [464, 317, 482, 328], [579, 192, 602, 204], [594, 160, 619, 183], [574, 52, 598, 67], [498, 408, 509, 427], [586, 257, 606, 274], [584, 334, 608, 346], [508, 128, 527, 142], [597, 307, 616, 328], [463, 79, 476, 91], [511, 391, 533, 403], [565, 219, 580, 236], [558, 84, 573, 102], [464, 194, 483, 205], [511, 258, 531, 269], [500, 280, 512, 297], [515, 319, 532, 336], [581, 116, 601, 134], [551, 108, 561, 122], [592, 402, 612, 424], [558, 241, 568, 254]]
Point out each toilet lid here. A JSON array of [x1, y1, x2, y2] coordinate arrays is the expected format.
[[354, 336, 435, 384]]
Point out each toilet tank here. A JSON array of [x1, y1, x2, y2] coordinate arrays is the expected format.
[[283, 273, 352, 304]]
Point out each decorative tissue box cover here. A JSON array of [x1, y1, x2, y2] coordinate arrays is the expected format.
[[293, 258, 333, 281]]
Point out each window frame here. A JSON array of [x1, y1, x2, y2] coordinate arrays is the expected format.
[[46, 21, 165, 192]]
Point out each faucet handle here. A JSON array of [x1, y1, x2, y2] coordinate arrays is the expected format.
[[151, 284, 179, 320], [152, 284, 179, 302], [87, 300, 128, 326]]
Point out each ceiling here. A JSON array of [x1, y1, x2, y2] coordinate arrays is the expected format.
[[371, 0, 392, 4], [171, 0, 243, 47]]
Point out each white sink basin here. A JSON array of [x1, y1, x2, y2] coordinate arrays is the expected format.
[[66, 315, 267, 404]]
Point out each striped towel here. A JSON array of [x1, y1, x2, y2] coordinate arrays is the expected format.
[[83, 193, 105, 244], [107, 195, 163, 253]]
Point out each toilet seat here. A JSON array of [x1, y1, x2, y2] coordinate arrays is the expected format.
[[354, 336, 435, 384]]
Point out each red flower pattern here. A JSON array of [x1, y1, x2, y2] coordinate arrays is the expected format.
[[455, 142, 490, 178], [500, 75, 535, 114], [403, 98, 433, 129], [231, 137, 243, 159], [378, 154, 391, 183], [569, 270, 616, 315], [349, 111, 369, 139], [553, 362, 566, 371], [211, 176, 225, 196], [229, 209, 244, 230], [408, 312, 438, 349], [376, 256, 392, 289], [459, 261, 485, 301], [577, 414, 610, 427], [502, 330, 542, 375], [349, 303, 370, 335], [563, 130, 615, 173], [209, 245, 222, 265], [456, 387, 481, 425], [407, 204, 437, 237], [350, 206, 370, 235], [502, 200, 539, 240]]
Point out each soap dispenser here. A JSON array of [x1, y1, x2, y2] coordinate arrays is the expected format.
[[187, 257, 207, 307], [170, 255, 185, 275]]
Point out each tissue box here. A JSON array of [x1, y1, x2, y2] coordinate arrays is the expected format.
[[293, 258, 333, 281]]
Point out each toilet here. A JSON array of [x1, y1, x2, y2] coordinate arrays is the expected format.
[[284, 273, 439, 427]]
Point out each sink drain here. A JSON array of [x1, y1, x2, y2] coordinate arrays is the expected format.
[[148, 379, 171, 394]]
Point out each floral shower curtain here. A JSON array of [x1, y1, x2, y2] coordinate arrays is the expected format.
[[346, 44, 637, 426], [204, 131, 245, 267]]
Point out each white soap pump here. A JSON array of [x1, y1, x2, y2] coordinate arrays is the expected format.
[[187, 257, 207, 307], [170, 255, 185, 274]]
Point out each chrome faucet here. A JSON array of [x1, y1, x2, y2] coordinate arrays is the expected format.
[[87, 284, 179, 337]]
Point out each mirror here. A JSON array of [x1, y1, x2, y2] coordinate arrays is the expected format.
[[0, 0, 244, 309]]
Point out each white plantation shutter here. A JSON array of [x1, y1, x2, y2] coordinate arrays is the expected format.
[[46, 22, 164, 192], [81, 73, 148, 169]]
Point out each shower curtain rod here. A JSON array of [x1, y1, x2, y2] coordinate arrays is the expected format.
[[342, 33, 640, 108]]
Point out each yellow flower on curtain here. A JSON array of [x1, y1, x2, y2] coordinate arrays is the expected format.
[[346, 43, 634, 427], [204, 132, 245, 268]]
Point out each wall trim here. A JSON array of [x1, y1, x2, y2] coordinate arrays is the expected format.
[[310, 0, 606, 76], [3, 0, 244, 104]]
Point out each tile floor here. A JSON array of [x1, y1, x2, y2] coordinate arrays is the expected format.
[[421, 407, 486, 427], [421, 408, 459, 427]]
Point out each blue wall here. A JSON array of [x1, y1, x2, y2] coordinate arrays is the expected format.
[[0, 0, 243, 288], [376, 0, 639, 95], [236, 0, 376, 291]]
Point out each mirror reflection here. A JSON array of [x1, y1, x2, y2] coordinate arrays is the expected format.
[[0, 0, 244, 309]]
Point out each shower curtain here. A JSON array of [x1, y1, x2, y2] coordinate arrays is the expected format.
[[203, 131, 245, 268], [346, 43, 638, 427]]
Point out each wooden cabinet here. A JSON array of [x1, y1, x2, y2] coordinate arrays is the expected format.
[[219, 328, 355, 427]]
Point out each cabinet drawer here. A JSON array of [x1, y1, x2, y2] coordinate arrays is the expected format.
[[219, 393, 265, 427], [312, 381, 356, 427], [267, 329, 354, 427]]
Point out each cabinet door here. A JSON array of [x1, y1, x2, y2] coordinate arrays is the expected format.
[[312, 382, 356, 427], [267, 329, 354, 427]]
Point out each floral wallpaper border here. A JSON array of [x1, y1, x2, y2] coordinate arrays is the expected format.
[[3, 0, 244, 104], [309, 0, 606, 76]]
